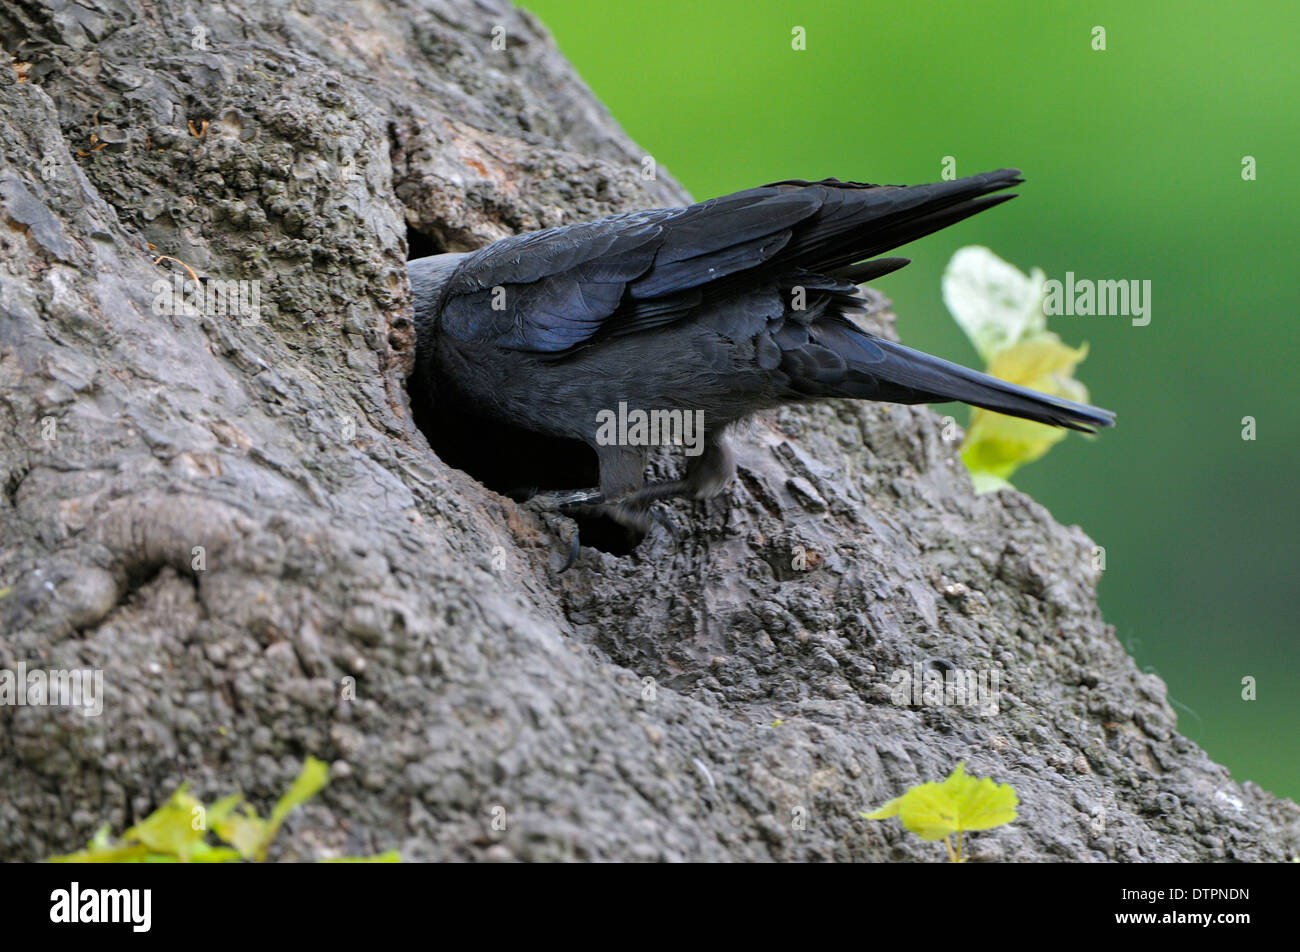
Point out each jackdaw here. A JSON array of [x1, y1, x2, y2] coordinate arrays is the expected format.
[[409, 169, 1114, 543]]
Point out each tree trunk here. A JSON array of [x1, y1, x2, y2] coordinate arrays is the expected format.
[[0, 0, 1294, 862]]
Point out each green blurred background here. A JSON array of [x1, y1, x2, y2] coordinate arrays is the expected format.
[[522, 0, 1298, 800]]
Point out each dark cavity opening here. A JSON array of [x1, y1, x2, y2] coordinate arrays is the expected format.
[[404, 226, 643, 557], [406, 227, 445, 261]]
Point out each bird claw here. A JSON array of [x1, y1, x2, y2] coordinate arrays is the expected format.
[[531, 488, 680, 571], [526, 490, 601, 571]]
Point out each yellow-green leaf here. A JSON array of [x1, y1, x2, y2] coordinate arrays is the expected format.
[[934, 762, 1020, 833], [859, 796, 902, 821], [861, 762, 1018, 841], [942, 247, 1102, 492], [206, 793, 244, 829], [214, 805, 268, 860], [123, 787, 209, 862], [41, 755, 353, 864], [269, 757, 329, 831], [255, 756, 329, 859], [961, 336, 1091, 488], [190, 845, 244, 863], [90, 823, 115, 849]]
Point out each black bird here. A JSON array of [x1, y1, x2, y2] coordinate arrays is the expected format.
[[410, 169, 1114, 543]]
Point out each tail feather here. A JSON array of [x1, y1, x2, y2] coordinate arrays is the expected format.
[[850, 193, 1017, 264], [828, 256, 911, 283], [769, 169, 1025, 274], [769, 169, 1113, 432], [848, 335, 1116, 432]]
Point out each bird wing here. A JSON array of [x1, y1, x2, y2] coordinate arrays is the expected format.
[[438, 171, 1022, 356]]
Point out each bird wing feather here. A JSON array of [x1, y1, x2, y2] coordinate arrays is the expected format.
[[437, 171, 1023, 356]]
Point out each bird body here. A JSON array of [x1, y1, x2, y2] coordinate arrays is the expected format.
[[410, 170, 1113, 531]]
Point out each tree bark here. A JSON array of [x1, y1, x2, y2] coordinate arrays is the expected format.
[[0, 0, 1294, 861]]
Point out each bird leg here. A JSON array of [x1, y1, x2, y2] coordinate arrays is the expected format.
[[559, 435, 735, 565], [506, 487, 601, 570], [518, 439, 734, 568]]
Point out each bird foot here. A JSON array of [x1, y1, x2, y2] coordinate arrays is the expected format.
[[521, 487, 680, 571], [510, 488, 602, 571], [565, 500, 675, 536]]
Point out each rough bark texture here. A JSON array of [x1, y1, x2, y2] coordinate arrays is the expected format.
[[0, 0, 1295, 862]]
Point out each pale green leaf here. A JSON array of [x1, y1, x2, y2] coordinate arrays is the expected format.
[[942, 246, 1047, 363]]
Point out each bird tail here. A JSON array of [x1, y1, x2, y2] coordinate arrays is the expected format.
[[770, 168, 1026, 274], [849, 335, 1115, 432], [765, 168, 1113, 431]]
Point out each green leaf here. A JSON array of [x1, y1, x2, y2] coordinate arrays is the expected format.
[[90, 823, 115, 849], [254, 756, 329, 859], [942, 246, 1047, 363], [42, 756, 353, 863], [931, 762, 1019, 833], [269, 757, 329, 831], [861, 762, 1018, 841], [859, 797, 902, 821], [960, 335, 1091, 487], [123, 786, 210, 862], [942, 246, 1103, 492], [206, 793, 244, 829], [190, 845, 244, 863], [214, 804, 269, 860]]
